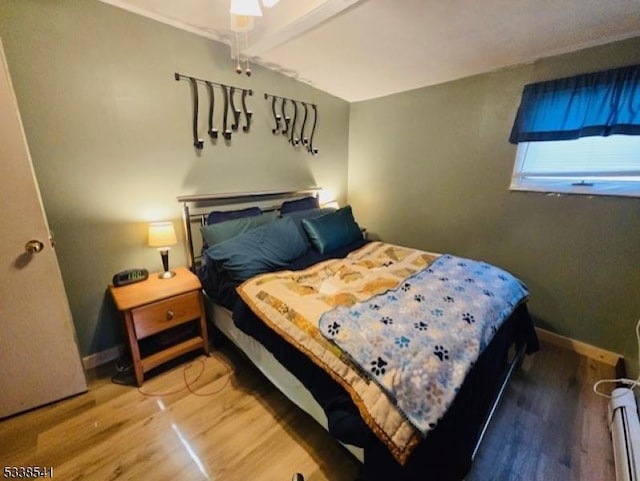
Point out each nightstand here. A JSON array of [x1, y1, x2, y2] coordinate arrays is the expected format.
[[109, 267, 209, 386]]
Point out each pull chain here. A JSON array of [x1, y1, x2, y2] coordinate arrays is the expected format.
[[235, 31, 242, 75], [244, 31, 252, 77]]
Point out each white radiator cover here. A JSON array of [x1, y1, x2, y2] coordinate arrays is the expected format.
[[610, 387, 640, 481]]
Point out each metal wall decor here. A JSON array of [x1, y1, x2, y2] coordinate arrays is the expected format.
[[174, 72, 253, 149], [264, 93, 319, 155]]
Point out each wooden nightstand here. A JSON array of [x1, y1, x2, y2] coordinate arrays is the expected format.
[[109, 267, 209, 386]]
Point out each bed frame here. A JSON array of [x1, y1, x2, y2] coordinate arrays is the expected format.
[[177, 187, 526, 472]]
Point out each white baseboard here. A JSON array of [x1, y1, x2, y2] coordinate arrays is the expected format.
[[535, 327, 621, 367], [82, 344, 122, 370]]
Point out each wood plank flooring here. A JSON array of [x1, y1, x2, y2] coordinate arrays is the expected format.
[[467, 343, 615, 481], [0, 341, 616, 480]]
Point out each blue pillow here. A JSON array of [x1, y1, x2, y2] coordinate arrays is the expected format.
[[201, 211, 277, 247], [207, 206, 262, 225], [205, 216, 308, 281], [282, 207, 336, 247], [302, 205, 362, 254], [280, 196, 319, 214]]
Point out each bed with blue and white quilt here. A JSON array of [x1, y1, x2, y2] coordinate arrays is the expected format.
[[235, 240, 538, 480], [193, 195, 538, 481]]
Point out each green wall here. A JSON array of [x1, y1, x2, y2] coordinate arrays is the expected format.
[[2, 0, 639, 367], [0, 0, 350, 357], [348, 37, 640, 367]]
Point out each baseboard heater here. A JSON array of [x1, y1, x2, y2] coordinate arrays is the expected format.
[[610, 387, 640, 481]]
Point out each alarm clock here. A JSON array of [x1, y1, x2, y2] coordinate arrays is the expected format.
[[112, 268, 149, 287]]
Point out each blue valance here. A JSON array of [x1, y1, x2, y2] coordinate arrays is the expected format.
[[509, 64, 640, 144]]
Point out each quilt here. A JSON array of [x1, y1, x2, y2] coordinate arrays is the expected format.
[[318, 253, 529, 436], [236, 242, 528, 464]]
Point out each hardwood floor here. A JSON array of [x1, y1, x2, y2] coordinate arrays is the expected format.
[[0, 342, 616, 481], [467, 343, 616, 481]]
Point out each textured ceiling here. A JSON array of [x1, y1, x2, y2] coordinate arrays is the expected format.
[[101, 0, 640, 101]]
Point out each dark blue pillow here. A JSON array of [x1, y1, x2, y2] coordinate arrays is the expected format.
[[280, 196, 319, 214], [205, 216, 308, 281], [282, 207, 336, 247], [201, 211, 277, 247], [302, 205, 362, 254], [207, 206, 262, 225]]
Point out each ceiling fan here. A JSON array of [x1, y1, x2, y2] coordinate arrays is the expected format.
[[230, 0, 281, 75]]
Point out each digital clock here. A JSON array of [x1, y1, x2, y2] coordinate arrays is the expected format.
[[112, 268, 149, 287]]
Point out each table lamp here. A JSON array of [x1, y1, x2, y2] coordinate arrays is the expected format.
[[148, 221, 178, 279]]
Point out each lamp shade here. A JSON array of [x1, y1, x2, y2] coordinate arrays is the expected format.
[[230, 0, 262, 16], [148, 222, 177, 248]]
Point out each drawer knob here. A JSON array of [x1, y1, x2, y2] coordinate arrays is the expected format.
[[166, 310, 175, 320]]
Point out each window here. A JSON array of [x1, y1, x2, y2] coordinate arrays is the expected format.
[[511, 135, 640, 197], [509, 65, 640, 198]]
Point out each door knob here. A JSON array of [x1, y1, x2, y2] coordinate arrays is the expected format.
[[25, 240, 44, 254]]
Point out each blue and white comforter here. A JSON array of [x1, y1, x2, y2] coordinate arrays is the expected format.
[[318, 254, 528, 436]]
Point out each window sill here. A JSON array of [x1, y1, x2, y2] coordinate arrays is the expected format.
[[509, 179, 640, 199]]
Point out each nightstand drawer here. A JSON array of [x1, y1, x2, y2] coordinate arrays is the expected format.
[[132, 291, 201, 339]]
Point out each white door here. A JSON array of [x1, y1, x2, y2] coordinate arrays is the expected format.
[[0, 38, 87, 419]]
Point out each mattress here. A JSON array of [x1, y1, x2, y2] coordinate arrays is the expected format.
[[205, 297, 365, 462]]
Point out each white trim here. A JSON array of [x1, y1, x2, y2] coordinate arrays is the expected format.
[[509, 179, 640, 198], [82, 344, 122, 370]]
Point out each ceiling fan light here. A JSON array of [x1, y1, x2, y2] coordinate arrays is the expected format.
[[261, 0, 280, 7], [230, 0, 262, 17], [230, 14, 255, 32]]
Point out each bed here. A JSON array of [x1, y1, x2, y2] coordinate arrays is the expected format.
[[177, 188, 538, 481]]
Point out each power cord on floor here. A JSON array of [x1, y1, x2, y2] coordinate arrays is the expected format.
[[593, 318, 640, 400], [137, 356, 232, 397], [111, 352, 232, 397]]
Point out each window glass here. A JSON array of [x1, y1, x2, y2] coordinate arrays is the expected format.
[[510, 135, 640, 197]]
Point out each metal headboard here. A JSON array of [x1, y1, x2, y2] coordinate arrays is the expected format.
[[177, 187, 321, 271]]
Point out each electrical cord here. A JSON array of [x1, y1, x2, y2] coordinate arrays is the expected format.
[[137, 355, 232, 397], [593, 318, 640, 400], [111, 352, 233, 397]]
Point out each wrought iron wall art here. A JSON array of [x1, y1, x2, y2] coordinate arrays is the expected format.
[[189, 77, 204, 149], [241, 89, 252, 132], [220, 84, 232, 140], [174, 72, 253, 149], [264, 93, 319, 155], [204, 81, 218, 140]]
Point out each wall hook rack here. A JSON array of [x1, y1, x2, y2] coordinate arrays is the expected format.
[[204, 81, 218, 140], [175, 72, 253, 149], [189, 77, 204, 149], [264, 93, 319, 155]]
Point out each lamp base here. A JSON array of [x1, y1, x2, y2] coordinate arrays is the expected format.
[[157, 248, 175, 279], [158, 270, 176, 279]]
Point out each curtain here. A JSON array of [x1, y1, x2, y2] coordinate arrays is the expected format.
[[509, 64, 640, 144]]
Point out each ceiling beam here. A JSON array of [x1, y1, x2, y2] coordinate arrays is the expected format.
[[241, 0, 363, 57]]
